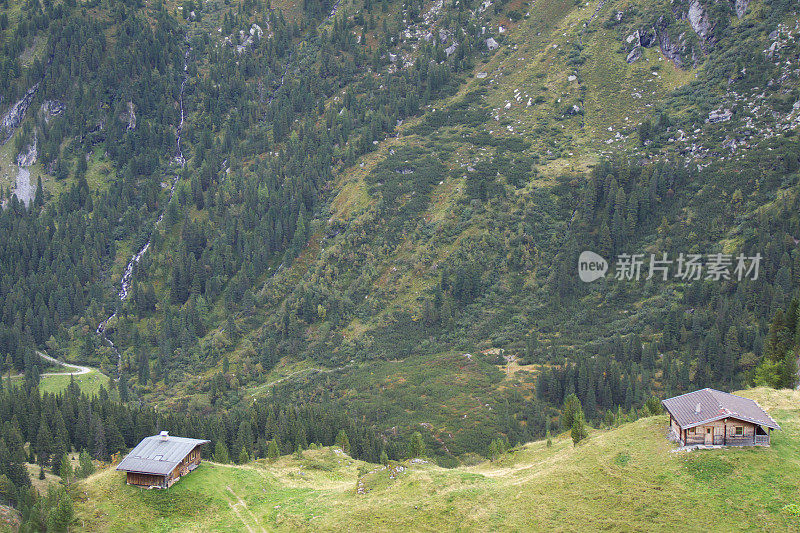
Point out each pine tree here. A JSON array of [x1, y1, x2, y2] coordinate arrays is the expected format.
[[213, 441, 230, 463], [409, 431, 425, 458], [571, 410, 588, 446], [334, 430, 350, 454], [561, 393, 581, 430], [58, 453, 73, 485], [77, 450, 94, 478], [237, 446, 249, 465], [488, 439, 499, 461], [266, 440, 279, 461], [35, 421, 53, 468]]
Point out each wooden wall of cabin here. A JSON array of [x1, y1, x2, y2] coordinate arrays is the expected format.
[[126, 472, 166, 488], [167, 445, 205, 487], [683, 419, 758, 445], [669, 416, 681, 441]]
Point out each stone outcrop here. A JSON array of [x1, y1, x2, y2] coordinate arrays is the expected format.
[[734, 0, 749, 18], [225, 23, 265, 55], [41, 100, 65, 122], [657, 24, 689, 68], [0, 83, 39, 144], [686, 0, 713, 43], [126, 101, 136, 131]]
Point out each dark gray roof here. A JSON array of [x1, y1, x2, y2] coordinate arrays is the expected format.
[[116, 435, 209, 475], [662, 388, 780, 430]]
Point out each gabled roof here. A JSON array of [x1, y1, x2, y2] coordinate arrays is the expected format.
[[116, 434, 209, 476], [661, 388, 780, 430]]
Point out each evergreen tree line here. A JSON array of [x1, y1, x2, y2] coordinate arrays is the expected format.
[[0, 377, 406, 508]]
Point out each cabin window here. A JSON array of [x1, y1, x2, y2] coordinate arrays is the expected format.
[[689, 428, 696, 434], [734, 426, 744, 436]]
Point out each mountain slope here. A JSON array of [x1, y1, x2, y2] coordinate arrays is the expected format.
[[2, 0, 800, 463], [72, 387, 800, 532]]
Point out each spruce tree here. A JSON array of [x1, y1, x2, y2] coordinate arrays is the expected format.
[[213, 441, 230, 463], [266, 440, 279, 461], [58, 454, 73, 484], [237, 446, 249, 465], [334, 430, 350, 454], [77, 449, 94, 478], [409, 431, 425, 458], [571, 410, 587, 446]]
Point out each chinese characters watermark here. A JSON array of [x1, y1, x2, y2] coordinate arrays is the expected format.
[[578, 251, 761, 283]]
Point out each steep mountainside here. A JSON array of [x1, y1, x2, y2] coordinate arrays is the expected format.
[[1, 0, 800, 460]]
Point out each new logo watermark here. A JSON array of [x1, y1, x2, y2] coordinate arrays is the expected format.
[[578, 251, 762, 282], [578, 251, 608, 282]]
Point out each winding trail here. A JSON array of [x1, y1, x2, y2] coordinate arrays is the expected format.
[[246, 363, 354, 396], [36, 351, 93, 377], [223, 486, 266, 533]]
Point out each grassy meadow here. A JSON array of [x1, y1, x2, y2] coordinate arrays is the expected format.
[[71, 388, 800, 532], [37, 367, 110, 397]]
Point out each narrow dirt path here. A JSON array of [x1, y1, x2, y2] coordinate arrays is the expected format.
[[36, 351, 93, 376], [223, 486, 266, 533]]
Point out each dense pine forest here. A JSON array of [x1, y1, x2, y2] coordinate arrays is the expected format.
[[1, 0, 800, 525]]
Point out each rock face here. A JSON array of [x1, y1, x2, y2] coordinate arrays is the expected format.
[[658, 27, 689, 67], [0, 83, 39, 144], [734, 0, 750, 18], [16, 133, 37, 167], [639, 28, 656, 47], [126, 101, 136, 131], [623, 0, 745, 69], [687, 0, 712, 42], [41, 100, 65, 122]]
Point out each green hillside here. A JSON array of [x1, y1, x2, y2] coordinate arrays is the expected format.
[[2, 0, 800, 502], [70, 388, 800, 532]]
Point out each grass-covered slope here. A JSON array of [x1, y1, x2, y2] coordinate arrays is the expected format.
[[73, 388, 800, 532]]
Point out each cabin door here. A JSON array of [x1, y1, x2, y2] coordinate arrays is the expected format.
[[704, 427, 713, 445]]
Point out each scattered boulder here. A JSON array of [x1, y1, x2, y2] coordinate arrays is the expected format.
[[486, 37, 499, 51], [706, 108, 733, 123], [626, 47, 642, 63], [225, 23, 265, 55]]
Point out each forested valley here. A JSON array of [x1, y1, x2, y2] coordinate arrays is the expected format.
[[1, 0, 800, 526]]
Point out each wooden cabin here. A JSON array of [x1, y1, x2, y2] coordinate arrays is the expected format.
[[116, 432, 210, 488], [662, 388, 780, 447]]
